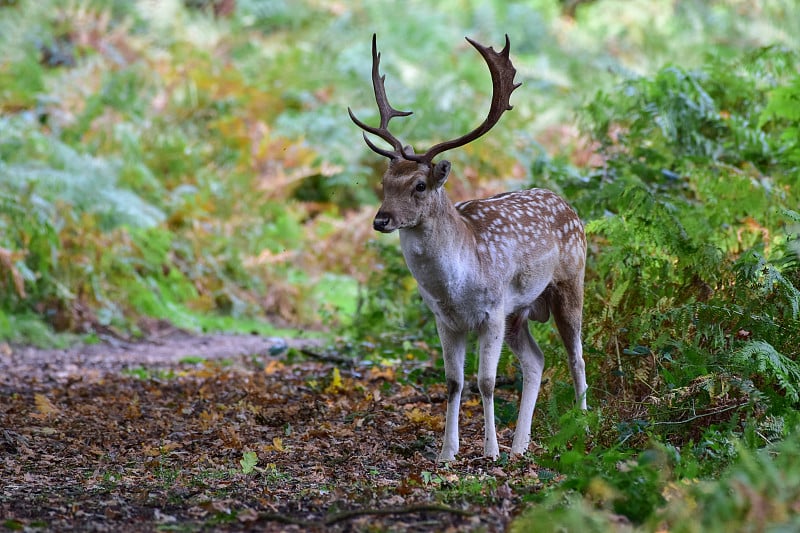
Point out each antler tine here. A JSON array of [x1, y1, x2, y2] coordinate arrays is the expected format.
[[348, 34, 412, 159], [406, 35, 521, 165]]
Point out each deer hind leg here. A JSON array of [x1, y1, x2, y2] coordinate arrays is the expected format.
[[436, 321, 467, 462], [551, 281, 588, 409], [505, 311, 546, 455]]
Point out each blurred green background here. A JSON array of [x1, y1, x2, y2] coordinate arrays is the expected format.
[[1, 0, 796, 340]]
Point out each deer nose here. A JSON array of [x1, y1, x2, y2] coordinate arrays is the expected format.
[[373, 212, 391, 232]]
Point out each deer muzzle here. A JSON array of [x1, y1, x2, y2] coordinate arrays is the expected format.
[[373, 211, 394, 233]]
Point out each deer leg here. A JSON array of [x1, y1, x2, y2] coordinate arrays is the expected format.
[[477, 313, 505, 459], [505, 312, 546, 455], [552, 282, 588, 409], [437, 322, 466, 462]]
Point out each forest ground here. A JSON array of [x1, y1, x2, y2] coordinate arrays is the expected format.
[[1, 332, 558, 532]]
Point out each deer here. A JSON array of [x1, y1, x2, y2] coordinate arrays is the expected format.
[[348, 34, 588, 462]]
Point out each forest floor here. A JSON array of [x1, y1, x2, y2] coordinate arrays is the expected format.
[[1, 329, 552, 532]]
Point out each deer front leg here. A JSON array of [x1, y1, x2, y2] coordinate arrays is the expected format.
[[477, 313, 505, 459], [437, 322, 466, 462]]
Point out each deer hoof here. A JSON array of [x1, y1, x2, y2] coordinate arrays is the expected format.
[[437, 449, 457, 462]]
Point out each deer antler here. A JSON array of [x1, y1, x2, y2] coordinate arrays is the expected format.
[[408, 35, 521, 165], [347, 34, 412, 159], [350, 35, 520, 165]]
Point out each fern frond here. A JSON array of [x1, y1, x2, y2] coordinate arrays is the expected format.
[[736, 250, 800, 320], [734, 340, 800, 404], [1, 121, 164, 230]]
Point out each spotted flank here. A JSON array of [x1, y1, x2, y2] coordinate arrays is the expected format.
[[456, 189, 586, 268]]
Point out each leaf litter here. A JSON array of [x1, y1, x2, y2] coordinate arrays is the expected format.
[[1, 332, 550, 531]]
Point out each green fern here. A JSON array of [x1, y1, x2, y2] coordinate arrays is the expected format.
[[1, 121, 165, 230], [735, 250, 800, 321], [734, 340, 800, 405], [759, 72, 800, 164]]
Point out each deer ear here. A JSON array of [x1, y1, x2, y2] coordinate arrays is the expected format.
[[433, 160, 451, 188]]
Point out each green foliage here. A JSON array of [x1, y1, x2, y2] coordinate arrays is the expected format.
[[353, 241, 425, 330], [678, 431, 800, 532], [2, 0, 798, 341], [505, 43, 800, 527], [239, 451, 258, 475], [0, 1, 354, 335], [566, 46, 800, 434], [533, 409, 667, 523], [1, 119, 165, 229], [733, 340, 800, 405], [514, 424, 800, 532], [760, 72, 800, 165], [0, 310, 73, 348]]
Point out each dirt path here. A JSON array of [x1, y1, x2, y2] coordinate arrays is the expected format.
[[0, 330, 310, 388], [1, 332, 539, 531]]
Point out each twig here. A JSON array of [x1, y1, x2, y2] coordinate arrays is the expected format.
[[254, 513, 311, 526], [299, 348, 356, 366], [396, 393, 447, 405], [649, 402, 748, 426], [256, 503, 473, 528], [615, 336, 625, 400], [322, 503, 474, 525], [395, 376, 516, 405]]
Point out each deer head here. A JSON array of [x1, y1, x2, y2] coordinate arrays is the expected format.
[[349, 35, 521, 233]]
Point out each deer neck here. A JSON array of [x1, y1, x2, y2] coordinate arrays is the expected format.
[[398, 193, 476, 297]]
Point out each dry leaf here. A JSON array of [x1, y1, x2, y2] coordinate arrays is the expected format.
[[264, 359, 284, 375], [324, 367, 345, 394], [34, 394, 59, 417], [405, 407, 444, 431]]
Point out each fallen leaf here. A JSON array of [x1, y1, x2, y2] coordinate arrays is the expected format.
[[369, 366, 395, 381], [405, 407, 444, 431], [264, 359, 283, 375], [34, 393, 59, 417], [240, 451, 258, 473], [324, 367, 344, 394]]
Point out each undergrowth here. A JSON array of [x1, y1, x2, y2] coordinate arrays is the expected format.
[[534, 46, 800, 528]]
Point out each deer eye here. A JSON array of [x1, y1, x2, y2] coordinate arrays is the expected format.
[[415, 182, 427, 192]]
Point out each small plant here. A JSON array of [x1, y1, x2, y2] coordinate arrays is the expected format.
[[239, 451, 258, 475]]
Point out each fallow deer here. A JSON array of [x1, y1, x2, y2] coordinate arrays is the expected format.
[[349, 35, 587, 461]]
